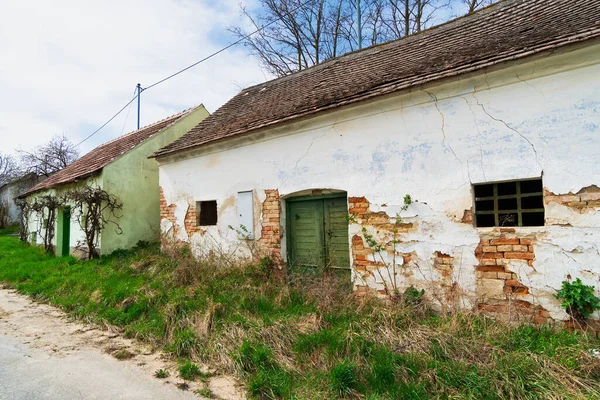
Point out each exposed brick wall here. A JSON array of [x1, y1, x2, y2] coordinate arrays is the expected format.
[[476, 229, 551, 324], [349, 196, 369, 216], [259, 189, 282, 261], [159, 187, 176, 224], [184, 204, 201, 236], [349, 196, 414, 297], [434, 252, 454, 278], [545, 185, 600, 213]]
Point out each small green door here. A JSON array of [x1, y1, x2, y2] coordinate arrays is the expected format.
[[287, 194, 350, 268], [61, 207, 71, 257]]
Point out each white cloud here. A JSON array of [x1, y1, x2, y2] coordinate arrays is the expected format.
[[0, 0, 269, 155]]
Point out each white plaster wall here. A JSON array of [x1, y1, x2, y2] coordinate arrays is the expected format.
[[158, 41, 600, 319]]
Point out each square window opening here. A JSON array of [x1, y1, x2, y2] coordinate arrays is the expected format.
[[197, 200, 218, 226], [473, 178, 544, 227]]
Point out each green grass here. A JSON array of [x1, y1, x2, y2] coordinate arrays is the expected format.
[[1, 236, 599, 399]]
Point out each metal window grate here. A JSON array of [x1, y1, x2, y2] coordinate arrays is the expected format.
[[474, 178, 544, 227]]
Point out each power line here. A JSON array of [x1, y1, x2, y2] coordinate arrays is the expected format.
[[76, 0, 315, 147], [75, 94, 137, 147], [120, 86, 138, 135]]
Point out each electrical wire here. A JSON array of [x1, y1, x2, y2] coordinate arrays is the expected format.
[[76, 0, 315, 147], [75, 94, 137, 147], [120, 86, 138, 135]]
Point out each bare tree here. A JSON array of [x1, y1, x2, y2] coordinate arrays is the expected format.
[[231, 0, 480, 77], [67, 186, 123, 259], [462, 0, 493, 13], [0, 153, 20, 186], [231, 0, 383, 76], [19, 134, 79, 177]]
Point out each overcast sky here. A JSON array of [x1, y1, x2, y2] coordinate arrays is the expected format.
[[0, 0, 269, 156]]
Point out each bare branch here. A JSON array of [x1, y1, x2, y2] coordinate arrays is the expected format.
[[18, 134, 79, 178]]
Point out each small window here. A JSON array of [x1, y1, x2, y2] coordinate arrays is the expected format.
[[197, 200, 217, 226], [474, 178, 544, 227]]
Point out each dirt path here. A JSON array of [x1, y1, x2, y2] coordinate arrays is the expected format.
[[0, 287, 244, 400]]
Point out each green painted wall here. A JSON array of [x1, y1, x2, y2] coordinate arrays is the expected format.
[[101, 106, 209, 254]]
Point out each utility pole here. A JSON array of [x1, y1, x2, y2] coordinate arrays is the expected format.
[[136, 83, 142, 130], [357, 0, 362, 49]]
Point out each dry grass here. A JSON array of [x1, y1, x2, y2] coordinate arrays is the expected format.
[[2, 237, 600, 399]]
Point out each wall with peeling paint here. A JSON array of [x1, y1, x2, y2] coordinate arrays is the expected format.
[[157, 40, 600, 321]]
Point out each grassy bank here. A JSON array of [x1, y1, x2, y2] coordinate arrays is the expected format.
[[1, 235, 599, 399]]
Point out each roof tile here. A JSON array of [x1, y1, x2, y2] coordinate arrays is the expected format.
[[154, 0, 600, 158], [26, 106, 200, 195]]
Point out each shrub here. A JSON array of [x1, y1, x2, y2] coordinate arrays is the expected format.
[[179, 360, 202, 380], [556, 278, 600, 321]]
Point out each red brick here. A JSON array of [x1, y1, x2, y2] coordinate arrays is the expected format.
[[480, 259, 497, 266], [479, 304, 507, 313], [500, 228, 516, 233], [482, 245, 497, 252], [478, 252, 504, 259], [504, 252, 535, 260], [476, 265, 505, 272], [567, 201, 587, 209], [489, 238, 519, 245], [580, 193, 600, 202], [520, 238, 533, 245], [538, 309, 551, 318]]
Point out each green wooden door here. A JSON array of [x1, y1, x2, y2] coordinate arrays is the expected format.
[[323, 197, 351, 268], [287, 195, 350, 268], [61, 207, 71, 257]]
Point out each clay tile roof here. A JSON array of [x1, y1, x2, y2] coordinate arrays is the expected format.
[[154, 0, 600, 158], [25, 106, 201, 195]]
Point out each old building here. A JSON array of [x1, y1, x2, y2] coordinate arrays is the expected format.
[[22, 105, 209, 256], [153, 0, 600, 322], [0, 174, 42, 227]]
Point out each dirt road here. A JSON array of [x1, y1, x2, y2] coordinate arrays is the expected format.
[[0, 288, 243, 400]]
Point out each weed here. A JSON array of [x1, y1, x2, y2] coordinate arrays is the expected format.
[[112, 348, 135, 360], [154, 369, 170, 379], [176, 382, 189, 391], [194, 387, 215, 398], [556, 278, 600, 321], [179, 360, 202, 380]]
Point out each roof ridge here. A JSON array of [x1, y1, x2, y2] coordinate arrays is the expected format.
[[93, 104, 200, 150]]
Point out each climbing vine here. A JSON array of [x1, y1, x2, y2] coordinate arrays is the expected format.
[[29, 194, 65, 253], [67, 186, 123, 259], [15, 198, 30, 242]]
